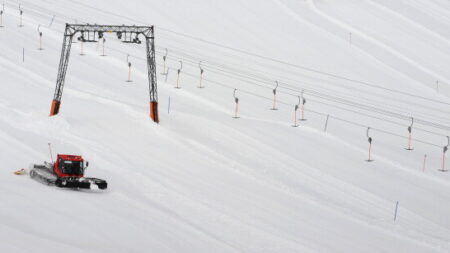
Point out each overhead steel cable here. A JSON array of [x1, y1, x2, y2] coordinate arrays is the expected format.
[[13, 1, 449, 147], [175, 69, 443, 148], [154, 45, 450, 128], [38, 0, 450, 107], [12, 0, 450, 127], [154, 47, 450, 122], [105, 43, 450, 138], [152, 49, 450, 133]]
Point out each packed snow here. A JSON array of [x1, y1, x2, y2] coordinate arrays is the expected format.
[[1, 0, 450, 252]]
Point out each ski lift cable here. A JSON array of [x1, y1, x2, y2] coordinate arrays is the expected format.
[[111, 44, 450, 138], [156, 50, 450, 132], [33, 0, 450, 108], [192, 71, 443, 148], [14, 4, 448, 147], [154, 48, 450, 123], [8, 0, 448, 130]]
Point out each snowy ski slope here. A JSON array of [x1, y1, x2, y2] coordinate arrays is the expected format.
[[1, 0, 450, 252]]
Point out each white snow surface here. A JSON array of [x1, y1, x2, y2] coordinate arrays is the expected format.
[[1, 0, 450, 252]]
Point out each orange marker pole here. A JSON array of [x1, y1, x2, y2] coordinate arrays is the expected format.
[[149, 101, 159, 123], [49, 99, 60, 116]]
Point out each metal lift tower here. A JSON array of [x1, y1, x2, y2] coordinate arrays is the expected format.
[[49, 23, 159, 123]]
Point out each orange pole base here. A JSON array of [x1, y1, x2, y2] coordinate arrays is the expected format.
[[149, 101, 159, 123], [49, 99, 60, 116]]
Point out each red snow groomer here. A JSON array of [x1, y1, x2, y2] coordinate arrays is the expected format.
[[30, 154, 107, 190]]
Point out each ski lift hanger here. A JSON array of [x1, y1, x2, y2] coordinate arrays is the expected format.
[[66, 23, 154, 43]]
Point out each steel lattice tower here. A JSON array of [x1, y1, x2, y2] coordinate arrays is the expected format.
[[50, 23, 159, 123]]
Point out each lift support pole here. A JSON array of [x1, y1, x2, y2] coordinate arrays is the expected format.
[[49, 24, 159, 123]]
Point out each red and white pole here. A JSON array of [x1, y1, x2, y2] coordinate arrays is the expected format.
[[292, 96, 300, 127], [271, 81, 278, 110], [198, 61, 204, 88], [440, 137, 449, 172], [406, 118, 414, 150], [176, 71, 180, 89], [0, 11, 4, 28], [366, 127, 373, 162], [292, 107, 298, 127], [127, 61, 132, 82], [422, 154, 427, 172], [39, 34, 43, 50], [441, 147, 448, 172], [300, 91, 306, 121], [233, 89, 239, 119]]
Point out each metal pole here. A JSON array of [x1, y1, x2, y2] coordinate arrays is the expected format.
[[324, 114, 330, 132], [0, 5, 3, 28], [161, 48, 168, 75], [444, 153, 447, 171], [80, 41, 84, 55], [18, 4, 23, 27], [198, 61, 204, 88], [301, 105, 305, 121], [127, 65, 131, 82], [168, 96, 171, 114], [442, 150, 447, 172], [48, 143, 54, 163], [176, 72, 180, 89], [292, 96, 300, 127], [233, 89, 239, 119], [422, 154, 427, 172], [49, 15, 55, 27], [199, 72, 203, 88], [165, 68, 170, 82], [271, 81, 278, 110], [367, 127, 373, 162], [175, 61, 182, 89], [406, 117, 413, 150], [394, 201, 399, 222], [440, 137, 449, 172], [163, 60, 166, 75], [292, 108, 298, 127], [272, 94, 276, 110], [408, 132, 412, 150], [101, 38, 106, 56], [299, 90, 306, 121]]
